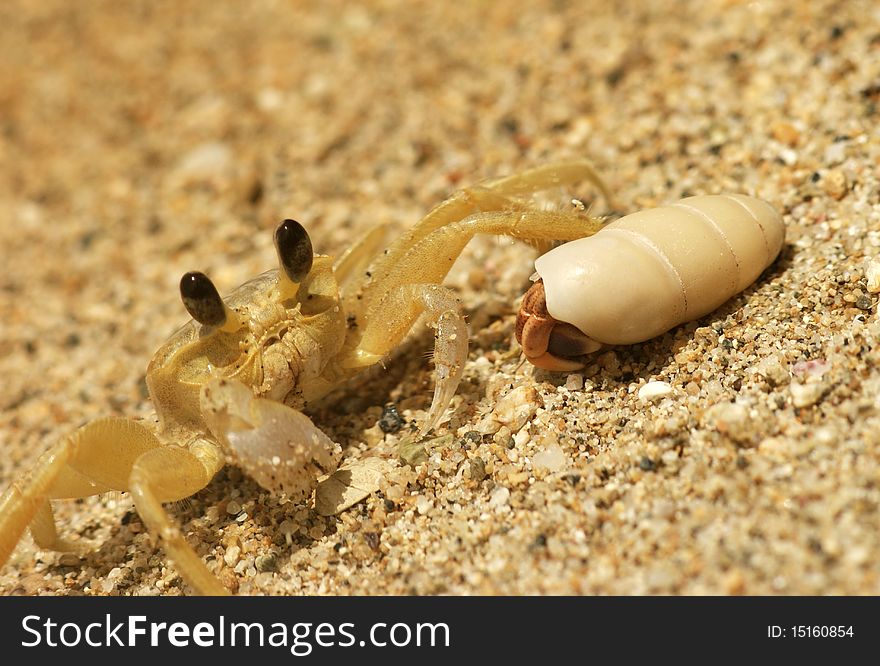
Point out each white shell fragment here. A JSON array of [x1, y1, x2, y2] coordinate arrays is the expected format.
[[638, 381, 674, 402], [314, 457, 392, 516], [535, 195, 785, 345]]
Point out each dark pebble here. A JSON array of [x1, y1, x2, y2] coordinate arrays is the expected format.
[[639, 457, 658, 472], [378, 403, 405, 433], [461, 430, 482, 448], [468, 457, 488, 482], [364, 532, 381, 551]]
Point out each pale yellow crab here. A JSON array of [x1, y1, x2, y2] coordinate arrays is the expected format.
[[0, 161, 611, 595]]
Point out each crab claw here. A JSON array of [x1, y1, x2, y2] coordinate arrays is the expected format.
[[515, 280, 602, 371], [200, 378, 341, 500]]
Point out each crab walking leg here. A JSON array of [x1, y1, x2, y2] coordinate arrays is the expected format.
[[346, 187, 523, 317], [129, 440, 226, 595], [480, 159, 614, 204], [361, 209, 606, 321], [0, 448, 69, 564], [404, 160, 612, 252], [30, 501, 83, 552], [333, 222, 389, 298], [342, 284, 468, 435], [0, 417, 160, 566], [424, 309, 470, 436], [355, 160, 613, 316]]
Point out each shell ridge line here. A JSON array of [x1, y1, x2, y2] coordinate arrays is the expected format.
[[719, 194, 772, 264], [604, 226, 687, 316], [671, 200, 742, 287]]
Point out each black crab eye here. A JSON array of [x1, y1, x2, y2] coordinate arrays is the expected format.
[[180, 271, 226, 327], [274, 219, 313, 283]]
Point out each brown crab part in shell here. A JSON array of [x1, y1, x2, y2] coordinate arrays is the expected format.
[[515, 279, 603, 371]]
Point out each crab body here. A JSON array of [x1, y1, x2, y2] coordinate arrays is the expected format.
[[148, 260, 346, 438]]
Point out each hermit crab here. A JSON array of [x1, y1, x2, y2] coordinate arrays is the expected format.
[[0, 160, 615, 595], [515, 194, 785, 370]]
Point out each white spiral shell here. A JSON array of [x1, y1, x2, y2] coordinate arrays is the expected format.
[[534, 194, 784, 345]]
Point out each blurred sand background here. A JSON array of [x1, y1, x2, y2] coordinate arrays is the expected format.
[[1, 0, 879, 595]]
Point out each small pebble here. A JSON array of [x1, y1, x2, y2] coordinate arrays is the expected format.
[[364, 532, 381, 551], [704, 402, 752, 444], [513, 428, 530, 448], [822, 169, 849, 199], [493, 385, 543, 432], [790, 381, 829, 408], [59, 554, 81, 567], [756, 355, 789, 386], [415, 495, 432, 515], [460, 431, 482, 447], [489, 486, 510, 508], [532, 444, 567, 472], [226, 500, 242, 515], [565, 373, 584, 390], [474, 415, 502, 435], [638, 381, 673, 402], [378, 403, 405, 433], [468, 457, 488, 481], [824, 141, 846, 165], [224, 545, 241, 567], [255, 554, 277, 572], [771, 121, 800, 146], [792, 359, 830, 379]]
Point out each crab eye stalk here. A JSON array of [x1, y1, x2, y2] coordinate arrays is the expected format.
[[180, 271, 240, 331], [274, 219, 313, 289]]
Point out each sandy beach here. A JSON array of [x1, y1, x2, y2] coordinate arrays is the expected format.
[[1, 0, 879, 595]]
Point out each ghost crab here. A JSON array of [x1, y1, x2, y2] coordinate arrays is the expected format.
[[0, 161, 611, 595]]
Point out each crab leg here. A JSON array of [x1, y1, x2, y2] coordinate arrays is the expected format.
[[0, 446, 71, 562], [480, 159, 613, 202], [128, 440, 226, 596], [341, 283, 467, 436], [366, 209, 606, 316], [0, 416, 228, 595], [333, 222, 389, 299], [0, 417, 160, 566], [344, 187, 519, 318], [351, 159, 613, 317], [338, 209, 606, 435]]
